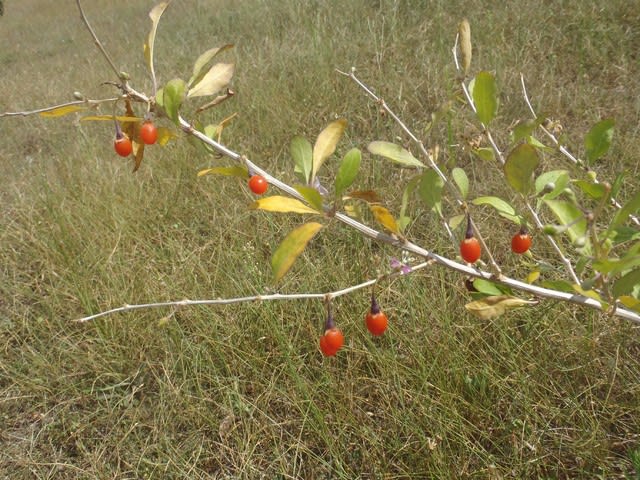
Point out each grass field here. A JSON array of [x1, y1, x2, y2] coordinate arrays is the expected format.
[[2, 0, 640, 478]]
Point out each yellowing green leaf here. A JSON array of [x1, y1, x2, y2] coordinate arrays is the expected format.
[[526, 270, 540, 284], [294, 185, 324, 212], [145, 2, 171, 91], [156, 127, 175, 146], [197, 165, 248, 177], [312, 119, 347, 181], [272, 222, 323, 283], [472, 71, 498, 125], [252, 196, 321, 214], [504, 143, 540, 194], [465, 295, 538, 319], [187, 63, 234, 98], [39, 105, 86, 117], [369, 205, 399, 234], [367, 141, 425, 168], [188, 44, 234, 88]]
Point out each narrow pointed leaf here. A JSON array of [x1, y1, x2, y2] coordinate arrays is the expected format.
[[471, 196, 516, 217], [334, 148, 361, 198], [187, 63, 234, 98], [312, 119, 347, 181], [504, 143, 539, 194], [399, 174, 422, 232], [534, 170, 569, 199], [574, 180, 608, 200], [510, 117, 544, 144], [465, 295, 537, 319], [163, 78, 187, 124], [585, 118, 615, 165], [451, 167, 469, 200], [418, 169, 444, 215], [252, 196, 320, 214], [39, 105, 86, 117], [80, 115, 139, 123], [144, 2, 171, 91], [290, 135, 313, 183], [367, 141, 425, 168], [197, 165, 248, 177], [612, 268, 640, 298], [294, 185, 324, 212], [272, 222, 323, 283], [188, 44, 234, 87], [458, 19, 472, 75], [472, 71, 498, 125], [610, 190, 640, 230], [369, 205, 399, 234], [343, 190, 381, 203], [544, 199, 588, 244]]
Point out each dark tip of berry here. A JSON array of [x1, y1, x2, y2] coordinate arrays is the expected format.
[[370, 294, 380, 314], [465, 214, 474, 239], [324, 313, 336, 330]]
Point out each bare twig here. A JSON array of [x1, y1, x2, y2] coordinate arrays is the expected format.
[[0, 98, 118, 117], [76, 0, 122, 80]]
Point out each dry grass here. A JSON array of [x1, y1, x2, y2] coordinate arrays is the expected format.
[[2, 0, 640, 478]]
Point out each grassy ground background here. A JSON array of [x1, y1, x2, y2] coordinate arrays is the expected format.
[[1, 0, 640, 478]]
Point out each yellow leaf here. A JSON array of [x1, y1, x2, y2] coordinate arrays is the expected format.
[[458, 19, 472, 75], [187, 63, 235, 98], [312, 118, 347, 181], [369, 205, 399, 234], [342, 190, 381, 203], [132, 142, 145, 173], [526, 270, 540, 284], [197, 166, 248, 177], [188, 44, 234, 87], [252, 196, 321, 214], [39, 105, 86, 117], [619, 296, 640, 312], [80, 115, 140, 123], [156, 127, 175, 146], [465, 295, 538, 319], [272, 222, 323, 283]]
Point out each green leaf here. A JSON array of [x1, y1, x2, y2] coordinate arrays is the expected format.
[[312, 119, 347, 181], [451, 167, 469, 200], [543, 199, 588, 244], [294, 185, 324, 212], [334, 148, 361, 198], [418, 169, 444, 215], [399, 175, 422, 231], [593, 255, 640, 275], [610, 190, 640, 230], [612, 268, 640, 298], [144, 2, 171, 92], [574, 180, 608, 200], [163, 78, 187, 124], [448, 214, 465, 230], [473, 279, 511, 296], [367, 141, 425, 168], [539, 280, 574, 293], [187, 63, 234, 98], [272, 222, 323, 283], [471, 196, 519, 224], [472, 71, 498, 125], [504, 143, 540, 194], [585, 118, 615, 165], [510, 117, 544, 144], [535, 170, 569, 199], [188, 44, 234, 88], [291, 136, 313, 184], [465, 295, 537, 319], [472, 147, 495, 162], [252, 196, 321, 214]]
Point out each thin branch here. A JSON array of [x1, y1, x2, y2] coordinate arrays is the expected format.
[[0, 98, 118, 117], [177, 115, 640, 325], [75, 262, 431, 323], [520, 74, 640, 227], [76, 0, 121, 79]]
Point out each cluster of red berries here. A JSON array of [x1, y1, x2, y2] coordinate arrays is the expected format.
[[319, 295, 389, 357], [459, 216, 532, 263], [113, 120, 158, 157]]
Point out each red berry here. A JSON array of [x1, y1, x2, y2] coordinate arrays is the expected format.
[[140, 121, 158, 145], [366, 311, 388, 336], [114, 134, 133, 157], [511, 232, 532, 254], [248, 175, 268, 195], [460, 237, 481, 263], [320, 327, 344, 356]]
